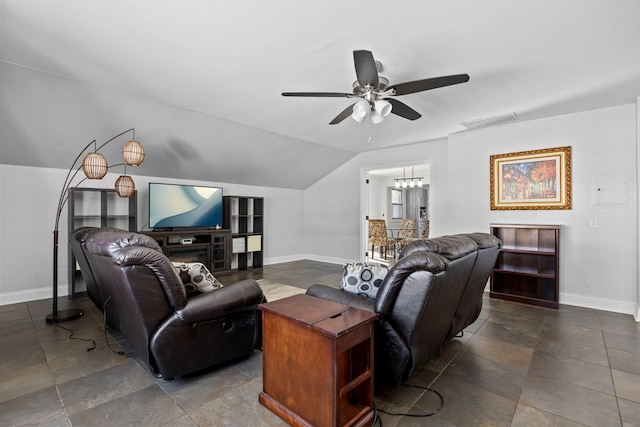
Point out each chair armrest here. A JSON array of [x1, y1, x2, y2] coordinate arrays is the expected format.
[[306, 284, 376, 312], [176, 279, 263, 323]]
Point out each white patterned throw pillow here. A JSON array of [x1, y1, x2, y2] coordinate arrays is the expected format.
[[172, 262, 223, 295], [340, 262, 389, 300]]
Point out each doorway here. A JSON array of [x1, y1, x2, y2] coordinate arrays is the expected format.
[[363, 164, 431, 263]]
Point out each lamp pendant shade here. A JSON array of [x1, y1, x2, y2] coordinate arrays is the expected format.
[[122, 140, 145, 166], [115, 175, 135, 198], [81, 152, 108, 179]]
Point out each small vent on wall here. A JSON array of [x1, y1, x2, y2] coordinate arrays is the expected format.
[[460, 112, 518, 130]]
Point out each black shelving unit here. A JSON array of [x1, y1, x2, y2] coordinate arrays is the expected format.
[[223, 196, 264, 271], [67, 188, 137, 297]]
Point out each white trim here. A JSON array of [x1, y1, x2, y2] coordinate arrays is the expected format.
[[0, 285, 63, 305], [303, 254, 354, 266], [560, 292, 638, 318], [263, 254, 308, 265], [265, 254, 345, 266]]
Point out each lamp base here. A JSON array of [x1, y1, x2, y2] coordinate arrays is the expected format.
[[46, 308, 84, 324]]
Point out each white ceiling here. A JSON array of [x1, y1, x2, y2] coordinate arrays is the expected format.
[[1, 0, 639, 189]]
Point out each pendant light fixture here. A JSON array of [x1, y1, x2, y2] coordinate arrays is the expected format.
[[394, 167, 423, 189]]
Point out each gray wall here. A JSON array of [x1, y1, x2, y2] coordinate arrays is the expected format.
[[1, 102, 638, 320], [304, 103, 639, 318], [0, 168, 305, 304]]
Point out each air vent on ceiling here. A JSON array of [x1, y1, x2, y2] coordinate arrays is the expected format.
[[460, 112, 518, 130]]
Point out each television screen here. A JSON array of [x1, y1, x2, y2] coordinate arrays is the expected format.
[[149, 183, 223, 229]]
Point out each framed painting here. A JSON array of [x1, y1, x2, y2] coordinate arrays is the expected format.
[[490, 146, 571, 210]]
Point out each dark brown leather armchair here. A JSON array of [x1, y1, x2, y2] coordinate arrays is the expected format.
[[307, 233, 500, 387], [82, 227, 264, 379]]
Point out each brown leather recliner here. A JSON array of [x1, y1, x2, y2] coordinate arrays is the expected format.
[[307, 233, 500, 387], [82, 227, 264, 379], [69, 226, 130, 312], [69, 227, 103, 310], [398, 232, 502, 341]]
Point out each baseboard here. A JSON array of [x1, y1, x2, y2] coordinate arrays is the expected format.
[[0, 285, 66, 306], [303, 254, 354, 265], [264, 254, 346, 266], [560, 291, 637, 317], [263, 254, 307, 265]]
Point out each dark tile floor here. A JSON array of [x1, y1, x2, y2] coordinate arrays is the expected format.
[[1, 260, 639, 426]]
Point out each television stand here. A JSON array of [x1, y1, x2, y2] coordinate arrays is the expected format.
[[141, 229, 232, 275]]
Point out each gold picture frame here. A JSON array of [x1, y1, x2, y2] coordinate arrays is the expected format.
[[490, 146, 571, 210]]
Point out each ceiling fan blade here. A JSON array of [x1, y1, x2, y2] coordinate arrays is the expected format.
[[353, 50, 379, 89], [282, 92, 355, 98], [389, 74, 470, 96], [329, 104, 356, 125], [388, 99, 422, 121]]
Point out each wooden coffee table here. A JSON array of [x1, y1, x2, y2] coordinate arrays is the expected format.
[[259, 294, 376, 427]]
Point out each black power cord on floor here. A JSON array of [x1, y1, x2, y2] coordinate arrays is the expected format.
[[53, 322, 96, 352], [372, 384, 444, 426], [102, 297, 130, 356]]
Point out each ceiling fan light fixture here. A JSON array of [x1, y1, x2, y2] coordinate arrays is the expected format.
[[374, 100, 392, 118], [370, 110, 383, 124], [370, 100, 391, 124], [351, 100, 369, 123]]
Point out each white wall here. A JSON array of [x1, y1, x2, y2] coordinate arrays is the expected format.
[[447, 104, 637, 314], [2, 103, 638, 318], [305, 105, 638, 316], [304, 138, 448, 263], [0, 165, 305, 305]]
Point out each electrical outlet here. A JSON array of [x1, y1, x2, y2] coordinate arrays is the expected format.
[[589, 218, 599, 228]]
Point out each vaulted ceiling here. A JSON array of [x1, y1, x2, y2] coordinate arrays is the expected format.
[[1, 0, 639, 189]]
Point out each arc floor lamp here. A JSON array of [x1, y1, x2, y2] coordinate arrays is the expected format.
[[46, 128, 145, 323]]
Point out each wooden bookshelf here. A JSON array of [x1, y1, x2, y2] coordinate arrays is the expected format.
[[490, 224, 560, 309]]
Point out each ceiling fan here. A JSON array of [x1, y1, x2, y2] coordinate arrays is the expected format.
[[282, 50, 469, 125]]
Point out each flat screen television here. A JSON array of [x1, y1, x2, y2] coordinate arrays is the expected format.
[[149, 183, 223, 229]]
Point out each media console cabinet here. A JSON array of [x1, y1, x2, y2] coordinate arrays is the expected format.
[[141, 229, 232, 275]]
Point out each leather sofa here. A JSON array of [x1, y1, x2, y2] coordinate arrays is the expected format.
[[75, 227, 264, 379], [398, 232, 502, 340], [306, 232, 501, 387]]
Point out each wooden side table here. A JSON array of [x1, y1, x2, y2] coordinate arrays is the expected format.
[[259, 294, 376, 427]]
